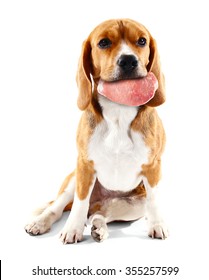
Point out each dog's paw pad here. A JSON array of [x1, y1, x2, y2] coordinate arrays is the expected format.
[[91, 223, 109, 242]]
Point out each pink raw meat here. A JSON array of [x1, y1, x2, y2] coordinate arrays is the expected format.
[[97, 72, 158, 106]]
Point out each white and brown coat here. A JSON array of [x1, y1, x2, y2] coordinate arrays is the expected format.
[[25, 19, 168, 243]]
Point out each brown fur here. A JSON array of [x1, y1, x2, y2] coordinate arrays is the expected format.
[[131, 107, 165, 186]]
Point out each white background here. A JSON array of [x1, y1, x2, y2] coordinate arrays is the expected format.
[[0, 0, 209, 279]]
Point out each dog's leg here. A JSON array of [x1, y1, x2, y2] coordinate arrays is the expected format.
[[59, 160, 96, 244], [25, 172, 75, 235], [90, 198, 146, 242], [143, 177, 168, 239]]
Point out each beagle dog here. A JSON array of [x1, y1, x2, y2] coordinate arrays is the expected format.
[[25, 18, 168, 243]]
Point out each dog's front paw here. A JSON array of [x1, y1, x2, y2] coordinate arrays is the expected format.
[[25, 219, 51, 235], [59, 223, 84, 244], [148, 222, 169, 239]]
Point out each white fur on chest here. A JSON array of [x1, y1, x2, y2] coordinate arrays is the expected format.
[[88, 96, 150, 192]]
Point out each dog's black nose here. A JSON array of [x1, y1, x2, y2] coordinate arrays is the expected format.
[[117, 55, 138, 72]]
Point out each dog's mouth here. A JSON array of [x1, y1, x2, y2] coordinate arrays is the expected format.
[[97, 72, 158, 106]]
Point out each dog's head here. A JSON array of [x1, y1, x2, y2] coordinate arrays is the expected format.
[[76, 19, 165, 110]]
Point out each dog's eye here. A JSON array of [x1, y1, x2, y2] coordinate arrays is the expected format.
[[98, 38, 112, 49], [136, 37, 147, 47]]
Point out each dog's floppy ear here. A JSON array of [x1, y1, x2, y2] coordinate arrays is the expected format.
[[146, 37, 166, 107], [76, 39, 92, 110]]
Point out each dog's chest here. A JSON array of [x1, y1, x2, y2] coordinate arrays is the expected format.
[[88, 97, 150, 192]]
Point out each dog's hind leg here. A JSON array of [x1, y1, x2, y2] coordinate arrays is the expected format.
[[89, 197, 146, 242], [25, 172, 75, 235]]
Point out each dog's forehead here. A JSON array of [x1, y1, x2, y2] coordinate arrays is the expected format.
[[89, 19, 149, 43]]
